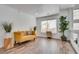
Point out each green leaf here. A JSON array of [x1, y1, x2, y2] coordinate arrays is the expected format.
[[2, 22, 12, 32], [59, 16, 69, 35]]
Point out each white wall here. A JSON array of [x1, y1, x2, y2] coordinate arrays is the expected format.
[[13, 11, 36, 31], [0, 5, 36, 48]]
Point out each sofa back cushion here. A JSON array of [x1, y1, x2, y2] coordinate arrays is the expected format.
[[14, 31, 35, 37], [21, 31, 26, 36]]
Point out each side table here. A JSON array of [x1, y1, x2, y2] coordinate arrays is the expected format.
[[4, 38, 13, 49]]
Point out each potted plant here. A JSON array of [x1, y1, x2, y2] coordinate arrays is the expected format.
[[2, 22, 12, 38], [59, 16, 69, 41], [33, 26, 36, 32]]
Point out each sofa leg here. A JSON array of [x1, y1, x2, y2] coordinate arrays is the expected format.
[[34, 38, 36, 40], [18, 42, 21, 45]]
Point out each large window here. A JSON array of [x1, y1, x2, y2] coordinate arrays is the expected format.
[[73, 9, 79, 30], [73, 9, 79, 44], [73, 9, 79, 47], [73, 23, 79, 30], [41, 20, 57, 33], [73, 9, 79, 20]]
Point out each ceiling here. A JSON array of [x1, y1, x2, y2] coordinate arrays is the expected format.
[[6, 4, 76, 17]]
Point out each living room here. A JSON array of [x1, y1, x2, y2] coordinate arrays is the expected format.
[[0, 4, 79, 54]]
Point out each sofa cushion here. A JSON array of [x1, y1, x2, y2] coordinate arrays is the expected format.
[[26, 31, 28, 35], [23, 35, 35, 40], [32, 31, 35, 35], [14, 31, 36, 43], [21, 31, 26, 36]]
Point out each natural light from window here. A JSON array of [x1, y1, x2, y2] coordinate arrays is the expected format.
[[73, 9, 79, 20], [73, 23, 79, 30], [41, 20, 57, 33], [73, 9, 79, 30]]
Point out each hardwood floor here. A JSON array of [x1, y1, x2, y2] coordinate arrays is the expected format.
[[0, 37, 76, 54]]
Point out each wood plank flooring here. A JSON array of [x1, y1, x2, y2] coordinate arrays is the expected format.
[[0, 37, 76, 54]]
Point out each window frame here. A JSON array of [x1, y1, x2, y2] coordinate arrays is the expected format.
[[73, 9, 79, 30], [41, 19, 57, 34], [73, 9, 79, 20]]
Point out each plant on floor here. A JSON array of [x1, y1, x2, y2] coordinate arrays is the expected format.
[[59, 16, 69, 41]]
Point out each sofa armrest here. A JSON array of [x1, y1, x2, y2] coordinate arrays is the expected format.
[[14, 32, 22, 39]]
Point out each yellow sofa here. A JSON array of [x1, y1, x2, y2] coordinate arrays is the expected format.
[[14, 31, 36, 43]]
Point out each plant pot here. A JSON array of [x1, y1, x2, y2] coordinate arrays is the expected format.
[[5, 32, 11, 38], [61, 35, 67, 41]]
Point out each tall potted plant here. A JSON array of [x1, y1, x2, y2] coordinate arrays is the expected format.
[[2, 22, 12, 38], [59, 16, 69, 41]]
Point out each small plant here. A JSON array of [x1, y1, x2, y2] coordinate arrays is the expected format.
[[2, 22, 12, 33], [33, 26, 36, 32], [59, 16, 69, 41]]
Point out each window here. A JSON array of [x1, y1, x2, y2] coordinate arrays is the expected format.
[[41, 20, 57, 33], [73, 9, 79, 45], [73, 9, 79, 20], [73, 33, 78, 40], [73, 9, 79, 30], [73, 23, 79, 30], [41, 21, 48, 32]]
